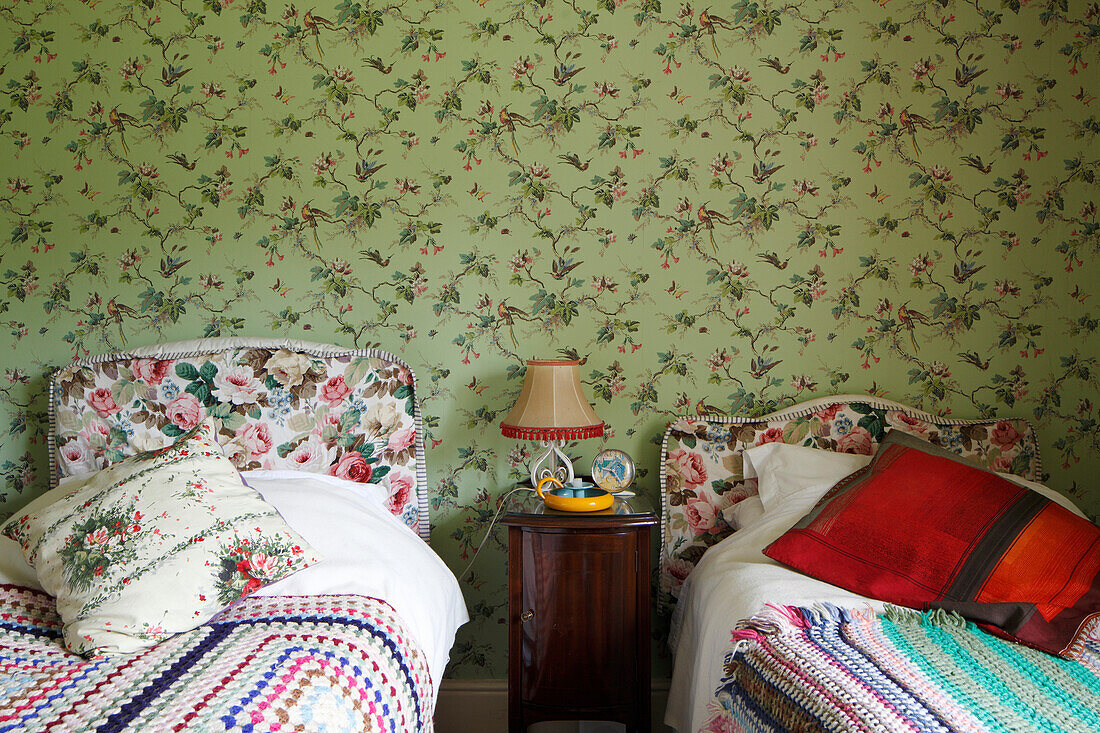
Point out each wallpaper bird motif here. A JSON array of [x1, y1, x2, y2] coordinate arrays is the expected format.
[[0, 0, 1097, 676]]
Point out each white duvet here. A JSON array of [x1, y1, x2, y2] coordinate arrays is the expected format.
[[246, 471, 469, 690], [0, 470, 468, 694]]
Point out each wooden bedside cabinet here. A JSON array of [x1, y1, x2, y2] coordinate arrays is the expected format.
[[502, 491, 657, 732]]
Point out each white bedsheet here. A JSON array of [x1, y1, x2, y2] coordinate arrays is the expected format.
[[663, 492, 884, 733], [0, 470, 467, 694]]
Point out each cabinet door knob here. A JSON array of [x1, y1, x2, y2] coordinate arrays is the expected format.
[[520, 609, 534, 623]]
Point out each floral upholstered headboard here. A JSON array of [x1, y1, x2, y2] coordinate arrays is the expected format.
[[659, 394, 1041, 601], [47, 338, 431, 541]]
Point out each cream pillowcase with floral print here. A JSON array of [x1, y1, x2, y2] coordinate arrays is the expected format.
[[1, 418, 320, 655]]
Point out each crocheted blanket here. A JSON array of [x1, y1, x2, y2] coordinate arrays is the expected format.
[[0, 586, 434, 732], [703, 604, 1100, 733]]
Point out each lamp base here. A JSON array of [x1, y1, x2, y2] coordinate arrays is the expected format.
[[529, 440, 575, 488]]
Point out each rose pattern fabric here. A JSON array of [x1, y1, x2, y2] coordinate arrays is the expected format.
[[755, 428, 786, 446], [87, 389, 121, 419], [212, 366, 264, 406], [216, 535, 307, 605], [51, 346, 424, 534], [2, 419, 319, 655], [57, 501, 145, 592], [130, 359, 170, 386], [284, 437, 333, 472], [990, 421, 1022, 451], [319, 376, 352, 406], [166, 393, 205, 430], [684, 497, 723, 537], [331, 450, 373, 483], [666, 448, 709, 501], [660, 401, 1040, 599], [837, 427, 874, 455], [264, 351, 312, 388], [384, 470, 416, 517]]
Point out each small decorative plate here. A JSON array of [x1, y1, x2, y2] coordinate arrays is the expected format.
[[591, 449, 635, 492]]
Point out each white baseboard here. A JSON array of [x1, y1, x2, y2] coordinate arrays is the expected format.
[[434, 678, 672, 733]]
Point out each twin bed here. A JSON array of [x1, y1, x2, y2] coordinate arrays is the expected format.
[[0, 338, 466, 731], [660, 397, 1100, 733]]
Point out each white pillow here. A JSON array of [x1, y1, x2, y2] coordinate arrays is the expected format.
[[1, 420, 320, 655], [743, 443, 873, 513], [0, 535, 41, 589], [743, 441, 1086, 519], [720, 496, 766, 531], [0, 469, 90, 590]]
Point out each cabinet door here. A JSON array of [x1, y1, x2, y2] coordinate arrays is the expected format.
[[519, 529, 637, 708]]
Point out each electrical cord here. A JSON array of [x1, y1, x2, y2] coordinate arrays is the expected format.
[[457, 483, 635, 581], [458, 486, 534, 581]]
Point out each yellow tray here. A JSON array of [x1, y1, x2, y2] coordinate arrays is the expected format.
[[535, 477, 614, 512]]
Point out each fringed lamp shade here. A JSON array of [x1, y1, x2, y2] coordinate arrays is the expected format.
[[500, 360, 604, 440], [501, 359, 604, 486]]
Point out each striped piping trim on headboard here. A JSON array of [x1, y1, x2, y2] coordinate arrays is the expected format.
[[47, 338, 432, 543], [657, 393, 1043, 598]]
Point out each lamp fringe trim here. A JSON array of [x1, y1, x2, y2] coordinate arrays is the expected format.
[[500, 423, 605, 441]]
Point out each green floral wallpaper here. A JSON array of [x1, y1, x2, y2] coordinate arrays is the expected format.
[[0, 0, 1097, 677]]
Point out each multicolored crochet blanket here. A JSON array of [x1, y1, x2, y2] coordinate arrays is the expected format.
[[0, 586, 434, 732], [703, 604, 1100, 733]]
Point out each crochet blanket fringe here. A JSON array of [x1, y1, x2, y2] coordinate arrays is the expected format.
[[704, 603, 1100, 733]]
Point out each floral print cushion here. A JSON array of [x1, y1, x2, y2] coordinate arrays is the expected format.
[[49, 342, 427, 538], [2, 419, 320, 655], [660, 398, 1041, 601]]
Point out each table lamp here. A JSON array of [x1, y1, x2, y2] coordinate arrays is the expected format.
[[500, 358, 604, 488]]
